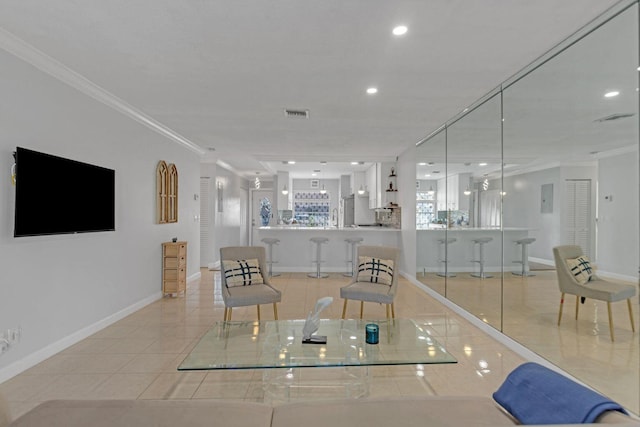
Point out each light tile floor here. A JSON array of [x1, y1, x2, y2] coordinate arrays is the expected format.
[[418, 268, 639, 414], [0, 268, 637, 420]]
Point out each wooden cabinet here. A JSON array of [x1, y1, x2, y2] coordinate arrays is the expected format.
[[162, 241, 187, 296]]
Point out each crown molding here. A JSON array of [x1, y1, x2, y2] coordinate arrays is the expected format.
[[0, 28, 206, 156]]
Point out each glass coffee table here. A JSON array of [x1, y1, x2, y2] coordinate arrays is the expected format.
[[179, 318, 456, 402]]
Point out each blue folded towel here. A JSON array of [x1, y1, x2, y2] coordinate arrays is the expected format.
[[493, 362, 627, 424]]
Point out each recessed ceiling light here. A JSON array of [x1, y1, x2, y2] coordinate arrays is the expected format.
[[392, 25, 408, 36], [479, 162, 488, 166], [311, 173, 317, 177], [424, 174, 431, 177], [418, 162, 426, 166], [604, 91, 620, 98], [366, 87, 378, 95], [287, 160, 296, 164], [351, 161, 358, 165]]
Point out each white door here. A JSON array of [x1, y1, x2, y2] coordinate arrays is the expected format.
[[565, 179, 592, 257], [250, 189, 274, 246]]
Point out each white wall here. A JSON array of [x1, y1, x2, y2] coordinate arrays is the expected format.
[[398, 146, 416, 275], [0, 49, 201, 380], [200, 162, 249, 267], [597, 151, 639, 277]]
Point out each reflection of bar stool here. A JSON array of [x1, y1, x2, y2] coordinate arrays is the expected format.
[[471, 237, 493, 279], [261, 237, 280, 277], [513, 237, 536, 276], [343, 237, 364, 277], [437, 237, 456, 277], [308, 237, 329, 278]]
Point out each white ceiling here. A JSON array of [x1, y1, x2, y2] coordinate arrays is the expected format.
[[0, 0, 626, 179]]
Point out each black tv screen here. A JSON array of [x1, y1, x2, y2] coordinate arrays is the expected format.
[[14, 147, 115, 237]]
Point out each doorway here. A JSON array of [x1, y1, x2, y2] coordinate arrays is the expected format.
[[250, 189, 274, 246]]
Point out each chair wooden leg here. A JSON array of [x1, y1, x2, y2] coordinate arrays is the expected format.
[[391, 303, 395, 319], [224, 307, 228, 321], [628, 299, 635, 332], [575, 295, 580, 320], [607, 302, 614, 342], [342, 300, 348, 319], [557, 293, 565, 326], [360, 301, 364, 319], [386, 304, 390, 319], [257, 305, 261, 321], [273, 303, 279, 320], [226, 307, 232, 321]]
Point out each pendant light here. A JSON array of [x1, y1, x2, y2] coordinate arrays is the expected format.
[[281, 184, 289, 195]]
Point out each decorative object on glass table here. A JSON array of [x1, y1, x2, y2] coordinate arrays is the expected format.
[[365, 323, 379, 344], [302, 296, 333, 344]]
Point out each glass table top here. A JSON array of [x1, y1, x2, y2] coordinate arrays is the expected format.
[[178, 318, 457, 371]]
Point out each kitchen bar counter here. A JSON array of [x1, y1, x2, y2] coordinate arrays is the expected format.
[[417, 228, 532, 274], [260, 225, 399, 231], [257, 226, 400, 273]]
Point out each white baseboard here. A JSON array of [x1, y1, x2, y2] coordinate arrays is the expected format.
[[0, 292, 162, 384], [529, 256, 555, 266]]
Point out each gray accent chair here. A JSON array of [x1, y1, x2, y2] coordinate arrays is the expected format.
[[340, 245, 400, 320], [220, 246, 282, 321], [553, 245, 636, 341]]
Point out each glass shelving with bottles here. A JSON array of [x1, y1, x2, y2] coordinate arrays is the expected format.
[[293, 191, 330, 226], [416, 190, 436, 229]]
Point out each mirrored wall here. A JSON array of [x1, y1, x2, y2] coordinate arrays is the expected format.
[[416, 1, 639, 414]]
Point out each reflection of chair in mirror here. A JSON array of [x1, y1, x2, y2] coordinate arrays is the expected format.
[[220, 246, 281, 321], [340, 245, 400, 320], [553, 245, 636, 341], [513, 237, 536, 276], [436, 237, 456, 277], [470, 237, 493, 279]]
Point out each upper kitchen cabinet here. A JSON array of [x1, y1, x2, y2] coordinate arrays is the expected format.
[[352, 171, 367, 197], [366, 162, 397, 209], [436, 173, 471, 212]]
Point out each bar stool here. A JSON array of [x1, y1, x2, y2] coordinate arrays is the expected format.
[[513, 237, 536, 276], [308, 237, 329, 278], [436, 237, 456, 277], [343, 237, 364, 277], [260, 237, 280, 277], [471, 237, 493, 279]]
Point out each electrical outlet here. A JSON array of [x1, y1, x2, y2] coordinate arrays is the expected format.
[[0, 338, 9, 356], [0, 326, 22, 355], [8, 327, 21, 344]]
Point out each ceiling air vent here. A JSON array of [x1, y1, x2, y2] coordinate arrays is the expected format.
[[594, 113, 635, 122], [284, 109, 310, 118]]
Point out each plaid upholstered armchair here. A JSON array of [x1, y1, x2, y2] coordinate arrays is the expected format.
[[219, 246, 282, 321], [340, 245, 400, 320]]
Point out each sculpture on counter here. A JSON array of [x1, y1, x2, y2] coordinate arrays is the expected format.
[[302, 296, 333, 344]]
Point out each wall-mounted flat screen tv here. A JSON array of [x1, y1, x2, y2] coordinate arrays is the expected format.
[[14, 147, 115, 237]]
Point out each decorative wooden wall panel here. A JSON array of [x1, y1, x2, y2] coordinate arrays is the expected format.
[[157, 161, 178, 223]]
